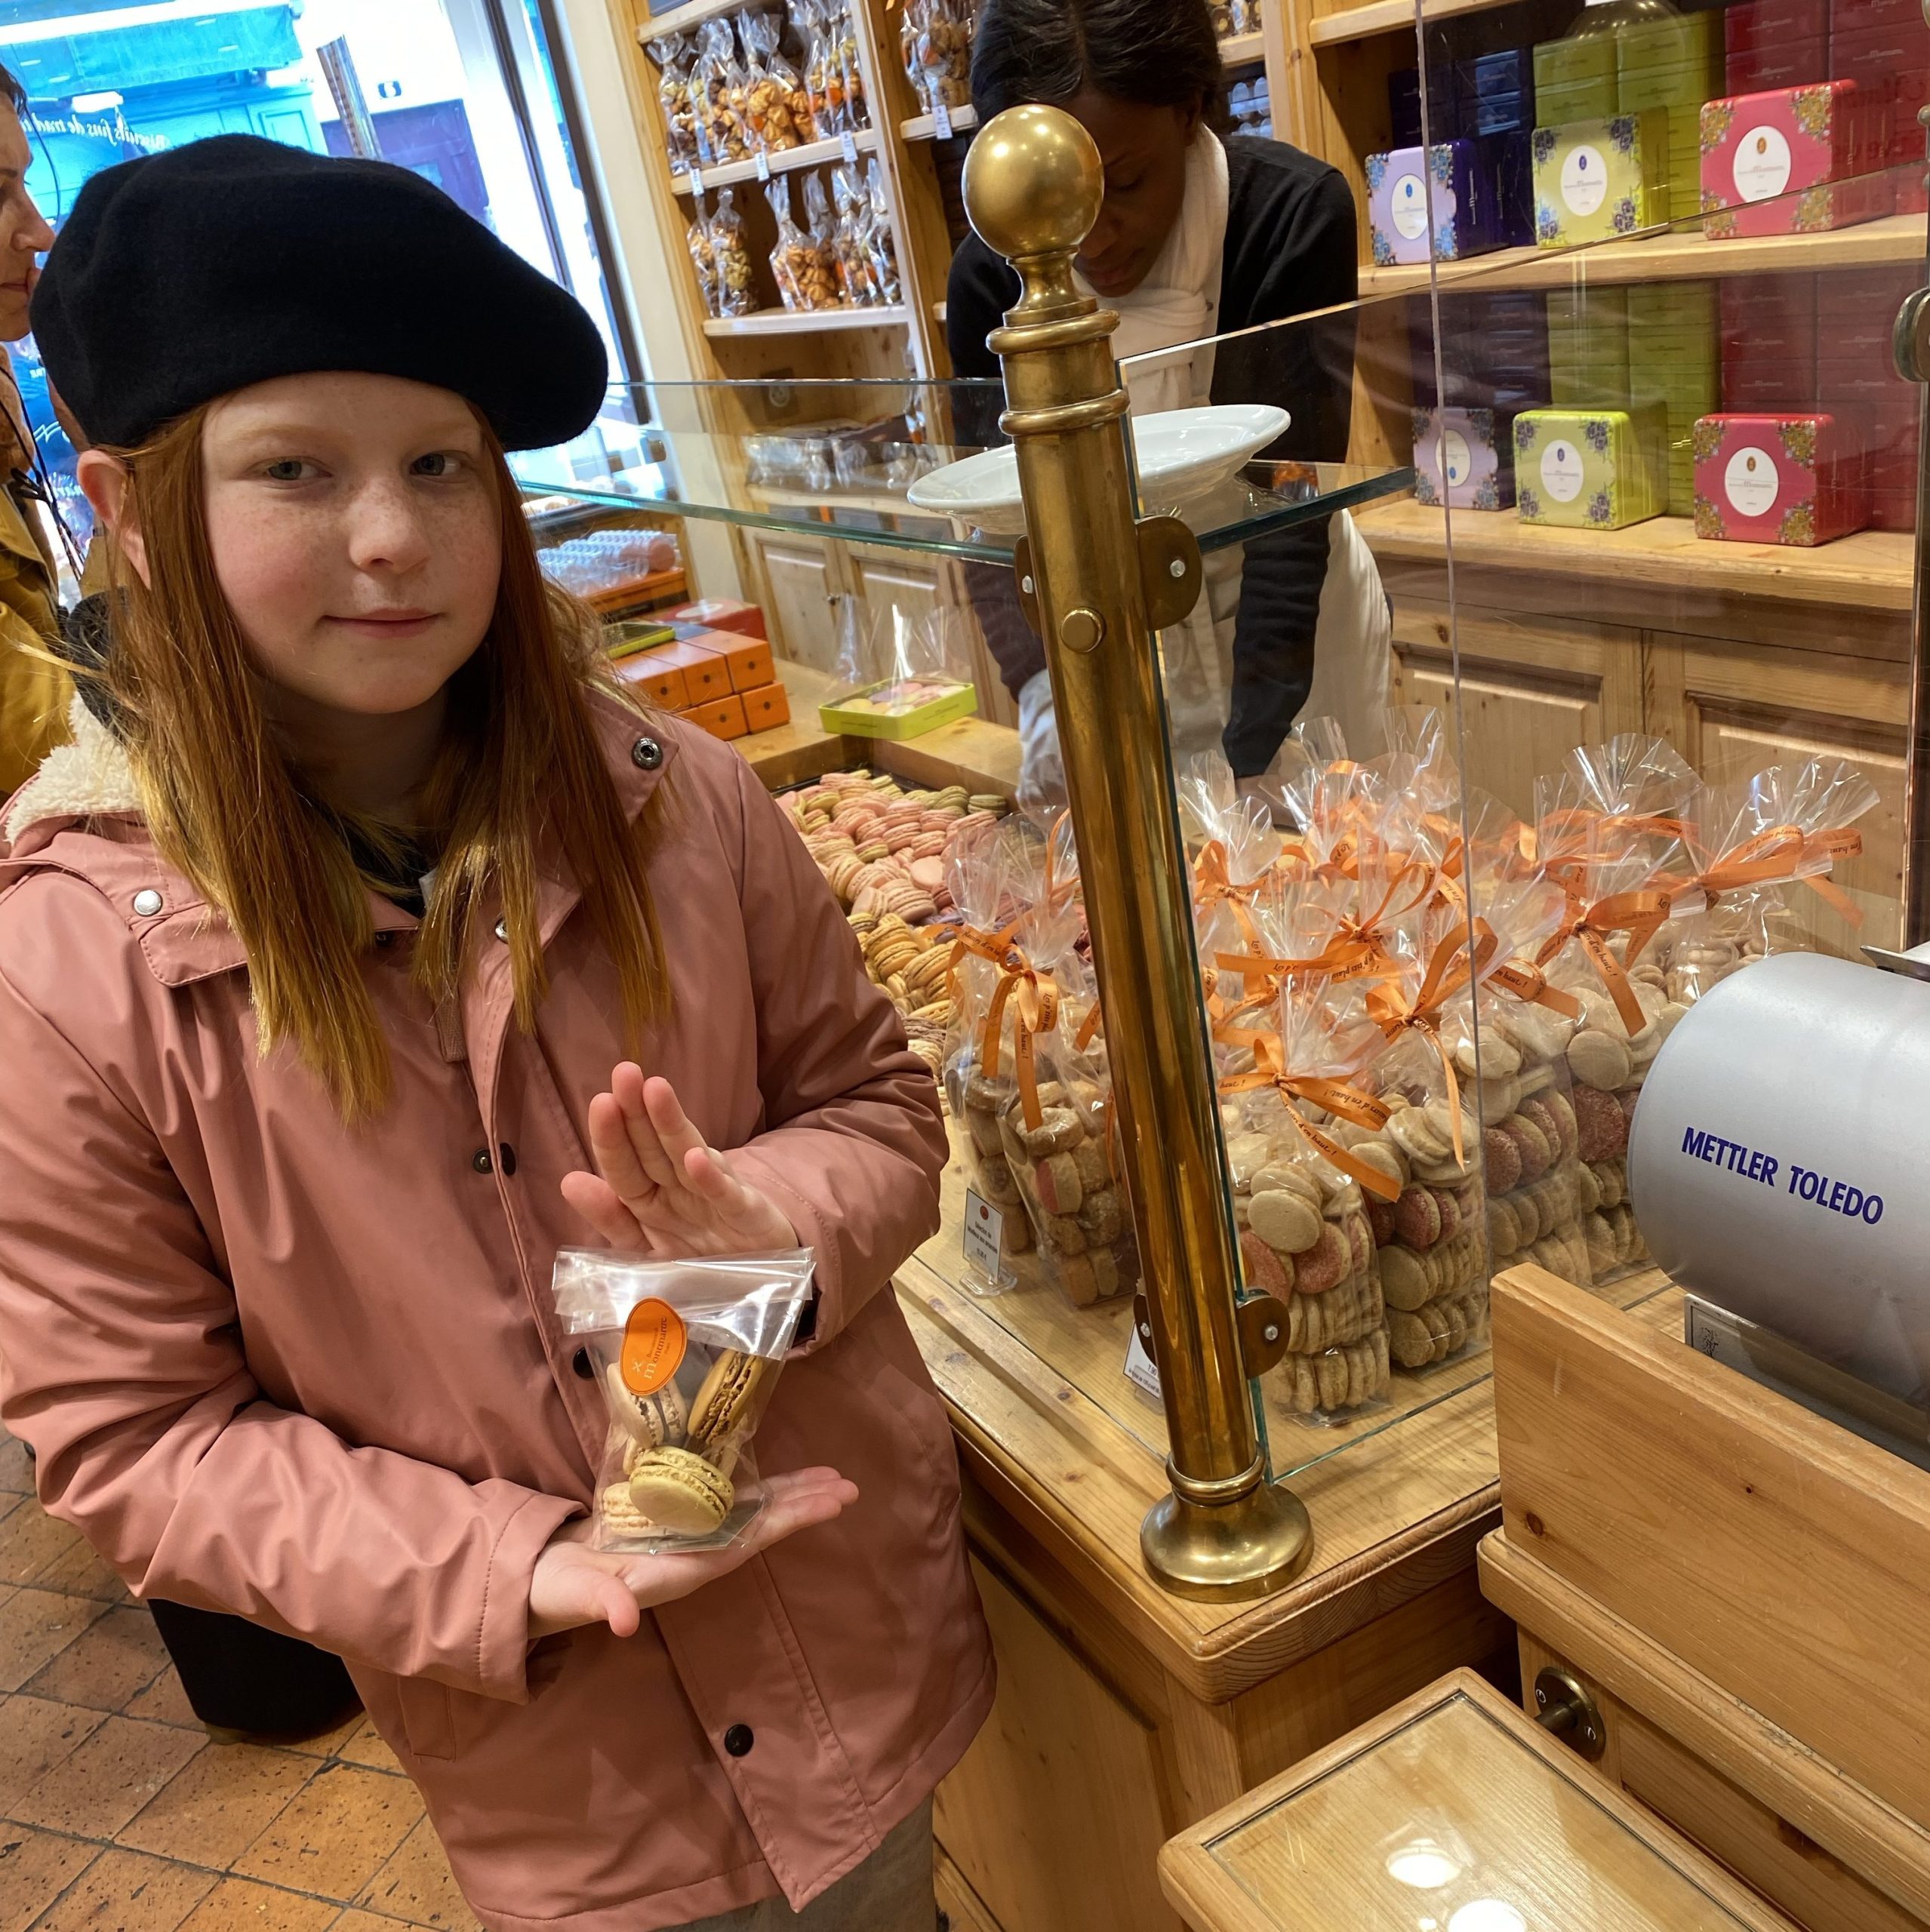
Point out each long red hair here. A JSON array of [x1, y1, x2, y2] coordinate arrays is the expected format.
[[94, 403, 667, 1115]]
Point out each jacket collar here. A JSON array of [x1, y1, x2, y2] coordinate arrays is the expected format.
[[1, 689, 679, 987]]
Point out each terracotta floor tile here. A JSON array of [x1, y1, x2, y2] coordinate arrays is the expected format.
[[352, 1819, 478, 1930], [324, 1915, 411, 1932], [174, 1877, 340, 1932], [125, 1669, 201, 1731], [119, 1743, 318, 1871], [24, 1605, 171, 1714], [0, 1694, 108, 1817], [33, 1537, 131, 1605], [0, 1506, 82, 1589], [26, 1845, 215, 1932], [231, 1761, 422, 1903], [331, 1722, 402, 1777], [11, 1714, 207, 1841], [279, 1713, 365, 1763], [0, 1588, 109, 1694], [0, 1823, 99, 1932], [0, 1437, 31, 1497]]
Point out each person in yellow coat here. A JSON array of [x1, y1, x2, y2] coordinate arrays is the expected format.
[[0, 62, 63, 798]]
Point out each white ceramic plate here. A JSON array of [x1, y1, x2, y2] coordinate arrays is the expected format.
[[906, 403, 1290, 536]]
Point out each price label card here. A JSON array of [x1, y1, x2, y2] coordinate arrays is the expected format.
[[687, 163, 703, 195], [1125, 1324, 1162, 1401], [841, 129, 860, 165], [755, 150, 771, 180], [933, 100, 953, 140], [962, 1189, 1015, 1289]]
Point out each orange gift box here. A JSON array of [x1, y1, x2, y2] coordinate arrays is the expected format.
[[615, 651, 689, 710], [646, 641, 732, 706], [666, 598, 767, 639], [688, 629, 774, 694], [681, 694, 750, 740], [740, 682, 792, 733]]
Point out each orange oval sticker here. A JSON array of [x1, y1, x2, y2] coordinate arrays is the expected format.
[[620, 1299, 686, 1396]]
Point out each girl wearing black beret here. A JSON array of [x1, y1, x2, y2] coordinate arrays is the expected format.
[[0, 136, 992, 1932]]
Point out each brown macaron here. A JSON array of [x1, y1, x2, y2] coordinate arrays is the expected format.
[[688, 1348, 780, 1455]]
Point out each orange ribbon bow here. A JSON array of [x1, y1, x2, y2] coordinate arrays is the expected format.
[[1365, 919, 1498, 1172], [1534, 884, 1676, 1035], [1216, 1030, 1400, 1204]]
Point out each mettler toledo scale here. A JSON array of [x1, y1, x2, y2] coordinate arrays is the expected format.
[[1630, 946, 1930, 1451]]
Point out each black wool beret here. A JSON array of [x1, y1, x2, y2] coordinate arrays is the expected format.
[[32, 134, 608, 451]]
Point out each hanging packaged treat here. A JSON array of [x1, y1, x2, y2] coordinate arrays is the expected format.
[[1215, 985, 1395, 1423], [652, 32, 702, 173], [864, 158, 901, 303], [740, 8, 814, 151], [709, 187, 757, 316], [767, 177, 839, 309], [685, 195, 721, 318], [551, 1248, 817, 1549], [696, 17, 752, 161], [801, 0, 851, 133], [901, 0, 973, 114], [831, 0, 870, 130], [802, 172, 846, 305], [831, 162, 882, 304]]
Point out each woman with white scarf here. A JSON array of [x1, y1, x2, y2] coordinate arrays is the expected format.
[[947, 0, 1392, 815]]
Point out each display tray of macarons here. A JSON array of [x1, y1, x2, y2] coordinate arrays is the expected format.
[[550, 1248, 819, 1550]]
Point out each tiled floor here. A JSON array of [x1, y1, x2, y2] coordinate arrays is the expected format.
[[0, 1429, 482, 1932]]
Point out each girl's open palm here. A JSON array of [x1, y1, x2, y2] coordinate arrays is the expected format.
[[562, 1065, 797, 1257]]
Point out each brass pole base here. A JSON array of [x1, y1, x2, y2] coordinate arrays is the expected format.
[[1140, 1479, 1314, 1602]]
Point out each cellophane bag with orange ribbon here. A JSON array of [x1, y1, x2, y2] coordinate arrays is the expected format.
[[1178, 754, 1288, 1011], [1531, 736, 1702, 1276], [1216, 983, 1394, 1422], [1651, 755, 1879, 1008]]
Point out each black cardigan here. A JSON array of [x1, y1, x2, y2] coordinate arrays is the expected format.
[[946, 135, 1359, 777]]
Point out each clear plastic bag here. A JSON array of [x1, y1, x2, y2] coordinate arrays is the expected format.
[[551, 1248, 817, 1551], [865, 159, 900, 303], [651, 32, 701, 174], [709, 187, 756, 317], [828, 595, 975, 728], [801, 0, 860, 134], [695, 17, 750, 162], [900, 0, 972, 112], [767, 177, 839, 311], [685, 196, 721, 318], [740, 8, 814, 150], [830, 162, 882, 306]]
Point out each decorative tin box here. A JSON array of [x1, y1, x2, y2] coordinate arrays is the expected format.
[[1515, 407, 1667, 529], [1367, 141, 1496, 263], [1532, 113, 1666, 245], [1700, 82, 1889, 237], [1691, 413, 1870, 544], [1412, 408, 1513, 509]]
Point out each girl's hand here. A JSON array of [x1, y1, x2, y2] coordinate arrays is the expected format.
[[528, 1468, 857, 1638], [562, 1066, 797, 1258]]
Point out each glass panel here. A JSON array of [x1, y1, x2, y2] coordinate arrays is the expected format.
[[1205, 1689, 1764, 1929], [510, 377, 1412, 563]]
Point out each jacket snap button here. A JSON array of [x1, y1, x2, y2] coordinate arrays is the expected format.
[[571, 1346, 593, 1380], [132, 890, 162, 918], [723, 1724, 754, 1758], [498, 1143, 517, 1176], [631, 737, 663, 771], [374, 931, 394, 949], [471, 1149, 493, 1174], [494, 918, 508, 942]]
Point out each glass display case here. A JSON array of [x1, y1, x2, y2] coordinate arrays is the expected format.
[[514, 94, 1926, 1598]]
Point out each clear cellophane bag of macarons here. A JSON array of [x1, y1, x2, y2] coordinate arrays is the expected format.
[[550, 1249, 817, 1551]]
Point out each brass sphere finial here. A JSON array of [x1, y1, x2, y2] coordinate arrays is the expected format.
[[963, 103, 1104, 263]]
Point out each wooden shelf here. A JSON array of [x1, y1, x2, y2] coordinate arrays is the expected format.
[[1355, 497, 1915, 611], [1307, 0, 1513, 46], [636, 0, 768, 36], [670, 127, 879, 195], [1219, 30, 1267, 65], [701, 302, 912, 337], [900, 103, 977, 141], [1359, 212, 1925, 294]]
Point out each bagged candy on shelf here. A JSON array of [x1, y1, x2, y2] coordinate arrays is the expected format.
[[740, 7, 814, 149], [830, 0, 869, 130], [1652, 755, 1879, 1003], [651, 32, 702, 173], [900, 0, 972, 113], [1178, 753, 1288, 1014], [801, 0, 856, 133], [709, 188, 757, 317], [865, 158, 901, 304], [802, 171, 844, 303], [695, 17, 751, 162], [830, 162, 882, 305], [685, 195, 722, 318], [1215, 985, 1396, 1421], [767, 177, 839, 311], [552, 1248, 817, 1549]]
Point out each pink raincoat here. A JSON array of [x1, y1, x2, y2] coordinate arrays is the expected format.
[[0, 693, 994, 1931]]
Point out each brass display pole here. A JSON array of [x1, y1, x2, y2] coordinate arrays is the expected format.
[[963, 104, 1313, 1599]]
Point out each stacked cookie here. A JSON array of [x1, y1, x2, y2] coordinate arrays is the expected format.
[[960, 1063, 1138, 1304], [1466, 1002, 1591, 1291], [1373, 1100, 1490, 1369], [1225, 1121, 1390, 1417]]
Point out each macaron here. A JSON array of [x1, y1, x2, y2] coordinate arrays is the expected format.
[[626, 1447, 735, 1536], [605, 1362, 689, 1451], [688, 1348, 780, 1454]]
